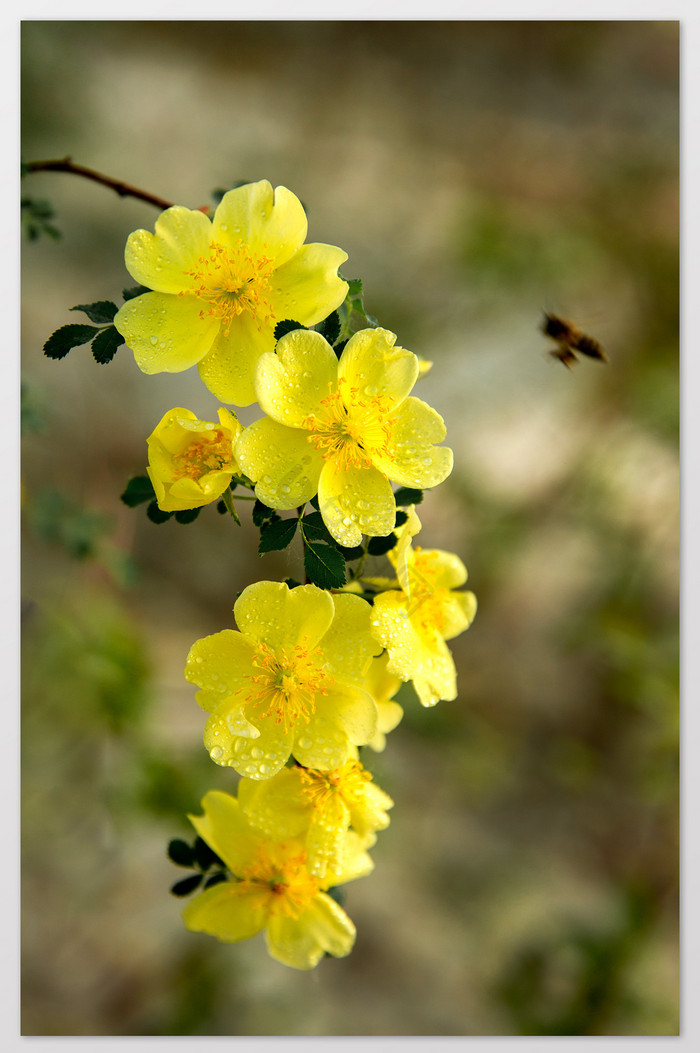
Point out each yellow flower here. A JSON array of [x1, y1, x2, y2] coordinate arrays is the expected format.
[[185, 581, 380, 778], [113, 180, 349, 406], [146, 406, 241, 512], [238, 758, 393, 880], [235, 327, 453, 546], [362, 651, 404, 751], [370, 510, 477, 707], [183, 790, 372, 969]]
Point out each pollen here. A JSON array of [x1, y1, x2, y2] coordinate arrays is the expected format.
[[301, 377, 394, 471], [237, 847, 319, 918], [241, 641, 333, 734], [180, 239, 276, 334], [170, 427, 235, 481]]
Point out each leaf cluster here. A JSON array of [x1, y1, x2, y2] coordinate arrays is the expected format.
[[168, 837, 227, 898], [21, 195, 61, 241]]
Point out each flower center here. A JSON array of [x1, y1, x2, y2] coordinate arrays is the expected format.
[[237, 847, 319, 918], [298, 759, 372, 810], [180, 239, 275, 334], [302, 377, 393, 471], [171, 427, 234, 481], [242, 642, 332, 734]]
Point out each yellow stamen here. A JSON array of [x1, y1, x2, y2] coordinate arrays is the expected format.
[[236, 846, 319, 918], [241, 642, 333, 734], [301, 377, 394, 471], [298, 759, 372, 810], [179, 239, 276, 334], [171, 427, 234, 481]]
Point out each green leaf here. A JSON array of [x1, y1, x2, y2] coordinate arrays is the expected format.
[[168, 838, 195, 867], [274, 319, 307, 341], [300, 510, 336, 546], [394, 487, 424, 507], [304, 539, 346, 589], [336, 543, 364, 561], [122, 284, 150, 301], [216, 500, 227, 514], [203, 872, 228, 890], [120, 475, 156, 507], [170, 874, 204, 897], [43, 324, 101, 360], [252, 499, 280, 528], [175, 507, 202, 524], [343, 276, 379, 327], [70, 300, 118, 324], [315, 311, 341, 346], [368, 533, 398, 556], [284, 577, 302, 589], [146, 500, 173, 524], [91, 325, 124, 364], [258, 517, 298, 554], [193, 837, 224, 871]]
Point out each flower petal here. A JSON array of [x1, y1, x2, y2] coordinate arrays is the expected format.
[[235, 418, 323, 509], [233, 581, 334, 652], [440, 589, 478, 641], [369, 592, 422, 682], [256, 329, 339, 427], [321, 593, 381, 686], [267, 243, 349, 326], [339, 328, 418, 410], [114, 292, 219, 374], [318, 459, 396, 547], [124, 205, 214, 293], [183, 883, 269, 943], [237, 770, 309, 839], [412, 632, 458, 707], [185, 630, 257, 712], [293, 685, 377, 769], [226, 718, 296, 780], [196, 311, 276, 406], [372, 396, 453, 488], [212, 181, 308, 267], [187, 791, 264, 876], [265, 894, 355, 969]]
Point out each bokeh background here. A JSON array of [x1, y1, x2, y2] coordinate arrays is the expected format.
[[20, 20, 679, 1037]]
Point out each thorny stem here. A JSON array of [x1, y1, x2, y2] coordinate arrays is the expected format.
[[24, 157, 175, 212]]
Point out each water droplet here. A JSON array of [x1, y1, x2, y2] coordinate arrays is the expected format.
[[210, 746, 224, 762]]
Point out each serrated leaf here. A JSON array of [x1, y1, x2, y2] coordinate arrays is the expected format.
[[168, 838, 195, 867], [252, 499, 280, 528], [346, 278, 363, 297], [393, 487, 424, 507], [274, 319, 307, 341], [170, 874, 204, 897], [304, 539, 346, 589], [70, 300, 118, 324], [120, 475, 156, 507], [122, 284, 150, 301], [146, 500, 173, 524], [43, 323, 101, 360], [300, 510, 336, 546], [91, 325, 124, 364], [315, 311, 341, 346], [258, 516, 298, 554], [368, 533, 398, 556]]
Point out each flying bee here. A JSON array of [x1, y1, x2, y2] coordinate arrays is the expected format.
[[541, 312, 608, 367]]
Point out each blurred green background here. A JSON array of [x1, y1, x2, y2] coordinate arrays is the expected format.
[[20, 20, 678, 1036]]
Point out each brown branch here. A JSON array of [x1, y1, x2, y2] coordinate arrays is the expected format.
[[24, 157, 175, 211]]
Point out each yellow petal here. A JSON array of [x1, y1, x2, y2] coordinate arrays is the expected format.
[[212, 181, 308, 267], [318, 459, 396, 547], [187, 791, 263, 876], [256, 329, 339, 426], [237, 770, 309, 839], [185, 630, 256, 712], [267, 243, 349, 326], [440, 589, 478, 641], [124, 205, 214, 293], [114, 292, 219, 374], [412, 633, 458, 707], [305, 795, 350, 879], [370, 592, 422, 682], [321, 593, 381, 685], [339, 328, 418, 410], [225, 718, 295, 780], [235, 418, 323, 509], [373, 396, 453, 488], [293, 685, 378, 769], [265, 895, 355, 969], [183, 883, 269, 943], [233, 581, 334, 652], [196, 311, 276, 406]]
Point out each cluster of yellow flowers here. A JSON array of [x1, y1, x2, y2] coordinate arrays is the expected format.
[[114, 180, 477, 969]]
